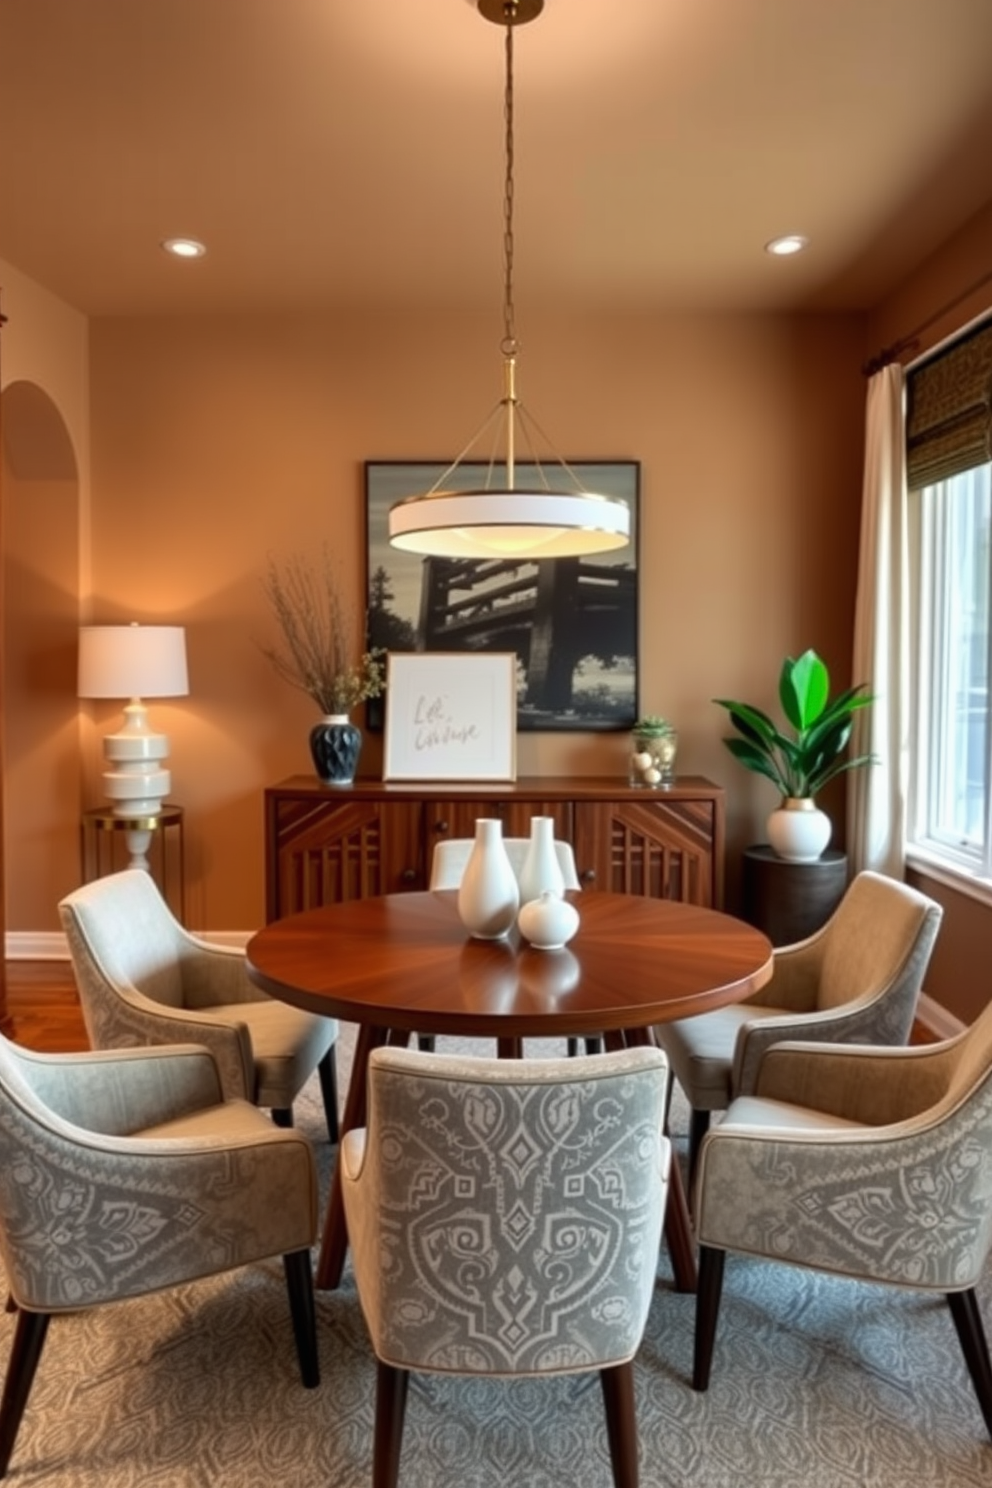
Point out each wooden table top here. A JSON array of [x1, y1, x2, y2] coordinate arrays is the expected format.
[[246, 891, 774, 1039]]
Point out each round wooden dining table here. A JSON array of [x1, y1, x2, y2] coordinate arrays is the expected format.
[[246, 889, 774, 1293]]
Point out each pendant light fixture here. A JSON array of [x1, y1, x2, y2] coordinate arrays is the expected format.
[[388, 0, 631, 561]]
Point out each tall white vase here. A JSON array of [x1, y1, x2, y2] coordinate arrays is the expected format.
[[457, 818, 520, 940], [517, 815, 565, 905]]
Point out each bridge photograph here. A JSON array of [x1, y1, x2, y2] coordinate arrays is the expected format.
[[365, 461, 639, 731]]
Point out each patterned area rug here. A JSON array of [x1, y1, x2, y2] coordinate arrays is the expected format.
[[5, 1029, 992, 1487]]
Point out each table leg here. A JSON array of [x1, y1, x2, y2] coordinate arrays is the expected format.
[[315, 1022, 389, 1291]]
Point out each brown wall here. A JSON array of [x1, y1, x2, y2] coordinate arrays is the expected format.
[[86, 307, 867, 930]]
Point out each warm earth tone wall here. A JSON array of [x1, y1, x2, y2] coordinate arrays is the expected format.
[[85, 306, 867, 931]]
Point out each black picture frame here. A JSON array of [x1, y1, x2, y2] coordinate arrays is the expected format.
[[364, 460, 639, 732]]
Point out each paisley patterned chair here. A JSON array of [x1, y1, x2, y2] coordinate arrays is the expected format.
[[59, 869, 339, 1139], [0, 1036, 319, 1478], [341, 1045, 670, 1488], [691, 999, 992, 1440], [655, 870, 943, 1182]]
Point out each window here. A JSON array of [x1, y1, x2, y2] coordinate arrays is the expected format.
[[907, 320, 992, 887], [911, 463, 992, 874]]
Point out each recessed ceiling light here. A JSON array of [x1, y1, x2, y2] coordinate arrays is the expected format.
[[161, 238, 206, 259], [764, 234, 809, 257]]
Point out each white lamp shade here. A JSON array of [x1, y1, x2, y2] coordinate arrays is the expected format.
[[78, 625, 189, 700]]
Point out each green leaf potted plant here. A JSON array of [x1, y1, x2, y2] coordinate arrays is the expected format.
[[260, 551, 385, 786], [713, 649, 874, 861]]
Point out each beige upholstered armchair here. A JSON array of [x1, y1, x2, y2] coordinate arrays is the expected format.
[[0, 1036, 319, 1477], [691, 999, 992, 1439], [341, 1045, 671, 1488], [654, 870, 943, 1179], [59, 869, 339, 1139]]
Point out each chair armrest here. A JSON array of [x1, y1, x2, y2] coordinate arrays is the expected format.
[[731, 989, 917, 1098], [15, 1044, 226, 1136], [83, 985, 256, 1103], [743, 935, 823, 1011], [752, 1037, 961, 1125], [181, 940, 268, 1008]]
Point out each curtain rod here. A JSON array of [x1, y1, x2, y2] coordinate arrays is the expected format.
[[861, 264, 992, 377]]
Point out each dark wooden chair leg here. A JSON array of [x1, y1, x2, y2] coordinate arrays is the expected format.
[[584, 1036, 604, 1054], [686, 1107, 711, 1190], [317, 1047, 340, 1144], [373, 1361, 409, 1488], [0, 1309, 50, 1478], [2, 1297, 15, 1316], [271, 1106, 293, 1128], [600, 1360, 639, 1488], [282, 1249, 320, 1389], [693, 1244, 726, 1391], [416, 1035, 435, 1052], [948, 1288, 992, 1439], [567, 1037, 579, 1057]]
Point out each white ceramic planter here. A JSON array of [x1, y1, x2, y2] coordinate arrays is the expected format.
[[766, 797, 831, 863]]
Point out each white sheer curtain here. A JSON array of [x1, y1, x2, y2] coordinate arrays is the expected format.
[[847, 363, 909, 876]]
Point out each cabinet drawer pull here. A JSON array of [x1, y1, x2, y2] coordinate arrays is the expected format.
[[434, 820, 449, 834], [581, 868, 597, 883], [401, 868, 417, 883]]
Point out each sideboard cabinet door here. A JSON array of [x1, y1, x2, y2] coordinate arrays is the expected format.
[[265, 795, 423, 921], [573, 797, 722, 907]]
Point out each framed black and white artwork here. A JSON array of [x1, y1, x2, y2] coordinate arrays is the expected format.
[[364, 460, 639, 732]]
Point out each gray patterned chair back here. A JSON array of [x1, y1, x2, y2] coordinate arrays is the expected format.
[[341, 1044, 669, 1376], [60, 868, 191, 1026]]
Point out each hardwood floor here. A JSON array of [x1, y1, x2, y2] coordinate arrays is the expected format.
[[5, 961, 89, 1051]]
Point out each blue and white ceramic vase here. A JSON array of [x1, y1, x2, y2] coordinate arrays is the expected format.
[[309, 714, 362, 787]]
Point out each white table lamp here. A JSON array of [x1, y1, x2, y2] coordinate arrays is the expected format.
[[78, 624, 189, 869]]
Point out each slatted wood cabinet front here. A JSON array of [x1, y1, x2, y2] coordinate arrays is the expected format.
[[264, 777, 725, 922], [263, 779, 722, 916]]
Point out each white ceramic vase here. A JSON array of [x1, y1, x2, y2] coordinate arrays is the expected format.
[[517, 890, 580, 951], [766, 797, 831, 862], [517, 815, 565, 905], [457, 818, 520, 940]]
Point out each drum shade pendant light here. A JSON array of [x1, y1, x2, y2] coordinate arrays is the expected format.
[[388, 0, 631, 561]]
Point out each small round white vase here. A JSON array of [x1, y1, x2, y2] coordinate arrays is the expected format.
[[457, 818, 520, 940], [766, 797, 831, 863], [517, 891, 580, 951]]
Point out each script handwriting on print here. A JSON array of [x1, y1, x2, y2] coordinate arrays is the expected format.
[[413, 693, 480, 752]]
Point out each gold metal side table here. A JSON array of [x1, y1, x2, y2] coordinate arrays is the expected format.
[[81, 804, 186, 921]]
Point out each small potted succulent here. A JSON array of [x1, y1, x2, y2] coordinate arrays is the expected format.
[[713, 648, 874, 860], [630, 714, 678, 788], [260, 551, 385, 786]]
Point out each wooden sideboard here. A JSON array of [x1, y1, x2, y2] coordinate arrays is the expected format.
[[264, 776, 725, 922]]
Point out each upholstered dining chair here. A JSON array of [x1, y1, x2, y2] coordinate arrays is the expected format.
[[59, 869, 339, 1140], [0, 1036, 319, 1478], [428, 834, 582, 891], [654, 870, 943, 1182], [690, 1001, 992, 1439], [341, 1045, 671, 1488]]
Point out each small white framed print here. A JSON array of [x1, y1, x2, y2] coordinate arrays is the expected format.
[[383, 652, 517, 782]]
